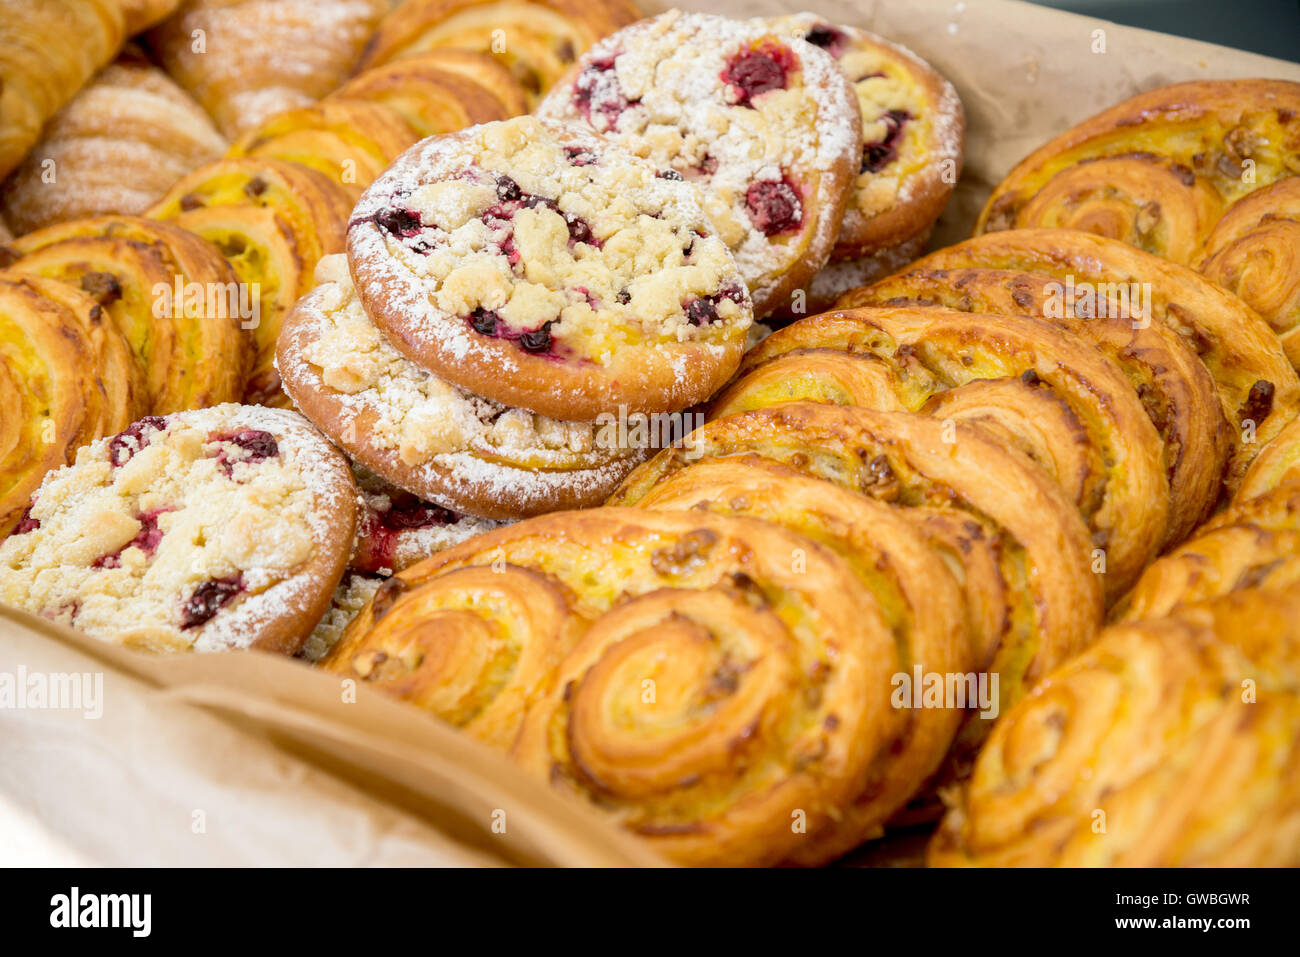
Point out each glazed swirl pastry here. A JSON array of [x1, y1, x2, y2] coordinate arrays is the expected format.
[[9, 216, 249, 413], [357, 0, 642, 103], [1236, 416, 1300, 504], [978, 81, 1300, 260], [147, 158, 354, 405], [610, 403, 1104, 779], [1198, 178, 1300, 370], [710, 307, 1169, 599], [931, 588, 1300, 867], [843, 266, 1230, 543], [326, 507, 902, 866], [887, 228, 1300, 491], [535, 11, 862, 318]]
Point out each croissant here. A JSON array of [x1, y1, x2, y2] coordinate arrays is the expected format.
[[8, 215, 249, 412], [357, 0, 642, 103], [147, 0, 390, 138], [226, 99, 419, 200], [610, 403, 1104, 784], [0, 52, 227, 235], [878, 228, 1300, 493], [146, 157, 353, 405], [1237, 416, 1300, 504], [844, 265, 1231, 544], [0, 0, 125, 180], [931, 588, 1300, 867], [1198, 177, 1300, 371], [325, 507, 908, 866]]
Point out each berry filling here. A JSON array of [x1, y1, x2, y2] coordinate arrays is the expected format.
[[108, 416, 168, 468], [11, 504, 39, 536], [745, 178, 803, 235], [209, 429, 279, 475], [181, 575, 245, 630], [92, 507, 174, 569], [358, 491, 460, 571], [482, 176, 599, 249], [375, 206, 423, 238], [573, 57, 634, 128], [683, 285, 747, 326], [563, 146, 597, 166], [464, 308, 559, 356], [862, 110, 911, 174], [803, 23, 847, 56], [721, 40, 798, 107]]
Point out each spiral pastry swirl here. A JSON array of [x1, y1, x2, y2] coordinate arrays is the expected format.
[[932, 589, 1300, 867], [843, 265, 1231, 543], [1236, 416, 1300, 504], [329, 507, 900, 866], [710, 306, 1169, 598]]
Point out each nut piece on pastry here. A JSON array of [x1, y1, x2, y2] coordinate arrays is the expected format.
[[931, 588, 1300, 867], [1, 51, 227, 235], [147, 0, 390, 138], [357, 0, 642, 104], [709, 306, 1171, 600], [0, 0, 125, 179], [147, 157, 353, 406], [536, 11, 862, 319], [8, 215, 251, 413], [0, 405, 359, 655], [346, 115, 753, 421]]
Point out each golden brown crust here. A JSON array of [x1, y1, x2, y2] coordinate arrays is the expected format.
[[1236, 415, 1300, 504], [843, 266, 1232, 544], [118, 0, 180, 33], [373, 48, 530, 116]]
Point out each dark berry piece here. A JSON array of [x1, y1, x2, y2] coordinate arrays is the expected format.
[[92, 507, 173, 569], [496, 176, 522, 202], [108, 416, 168, 468], [685, 297, 719, 326], [229, 429, 278, 462], [861, 110, 910, 173], [523, 194, 559, 214], [616, 288, 631, 305], [381, 494, 457, 530], [573, 57, 632, 127], [803, 24, 846, 54], [721, 41, 797, 107], [181, 576, 243, 629], [657, 169, 683, 181], [563, 146, 597, 166], [745, 178, 803, 235], [566, 213, 594, 245], [375, 207, 423, 238], [519, 323, 554, 353], [469, 307, 500, 336]]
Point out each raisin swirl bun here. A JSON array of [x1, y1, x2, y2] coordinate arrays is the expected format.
[[8, 216, 250, 413], [147, 158, 353, 406], [710, 306, 1169, 599], [346, 115, 753, 420], [610, 403, 1104, 781], [1236, 416, 1300, 504], [147, 0, 390, 138], [535, 11, 862, 319], [1198, 177, 1300, 371], [978, 81, 1300, 259], [931, 588, 1300, 867], [357, 0, 642, 104], [842, 266, 1231, 544], [0, 405, 359, 655], [888, 228, 1300, 492], [326, 507, 901, 866]]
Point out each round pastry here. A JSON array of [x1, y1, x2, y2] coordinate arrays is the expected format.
[[330, 54, 518, 138], [227, 99, 419, 200], [8, 215, 250, 413], [1236, 415, 1300, 504], [931, 588, 1300, 867], [148, 158, 354, 406], [710, 306, 1170, 599], [1198, 178, 1300, 371], [894, 228, 1300, 492], [346, 115, 753, 420], [842, 266, 1231, 544], [0, 405, 358, 655], [764, 13, 963, 262], [357, 0, 643, 103], [276, 255, 648, 520], [534, 11, 862, 318], [325, 507, 901, 866], [351, 466, 500, 575]]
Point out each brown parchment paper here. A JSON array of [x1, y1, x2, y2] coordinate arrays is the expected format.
[[4, 0, 1299, 867]]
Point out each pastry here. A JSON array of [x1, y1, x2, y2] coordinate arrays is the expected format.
[[0, 51, 227, 235], [119, 0, 180, 33], [357, 0, 643, 103], [9, 215, 250, 412], [147, 0, 390, 137], [147, 158, 354, 405], [535, 11, 862, 318], [0, 404, 358, 654], [931, 588, 1300, 867], [226, 99, 419, 201], [346, 115, 753, 420], [1197, 177, 1300, 370], [843, 265, 1232, 544], [299, 570, 384, 663], [1236, 415, 1300, 504], [276, 255, 648, 520], [764, 13, 963, 261], [328, 507, 902, 866], [709, 306, 1170, 599], [0, 0, 125, 179], [383, 48, 530, 117], [884, 228, 1300, 491]]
